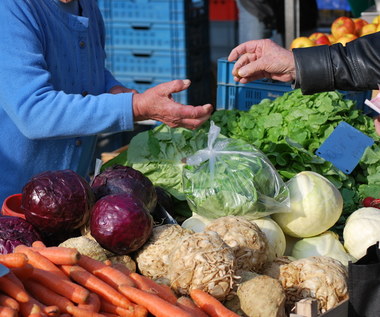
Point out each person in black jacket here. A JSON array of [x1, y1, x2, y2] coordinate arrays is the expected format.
[[227, 33, 380, 134]]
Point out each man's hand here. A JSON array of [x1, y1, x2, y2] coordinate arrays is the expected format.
[[228, 39, 296, 84], [132, 79, 213, 130]]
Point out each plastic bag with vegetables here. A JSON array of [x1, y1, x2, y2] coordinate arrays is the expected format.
[[182, 121, 290, 219]]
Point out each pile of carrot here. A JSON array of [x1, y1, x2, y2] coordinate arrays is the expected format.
[[0, 241, 239, 317]]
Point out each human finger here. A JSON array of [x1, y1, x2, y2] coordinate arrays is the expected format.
[[232, 53, 256, 77], [228, 40, 261, 62], [154, 79, 191, 96]]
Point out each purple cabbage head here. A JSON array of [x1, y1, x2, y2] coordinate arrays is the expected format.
[[90, 193, 153, 255], [0, 216, 41, 254], [91, 165, 157, 212], [21, 170, 94, 243]]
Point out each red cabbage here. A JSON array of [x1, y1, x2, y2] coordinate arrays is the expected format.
[[90, 193, 153, 255], [0, 216, 41, 254], [91, 165, 157, 212], [21, 170, 94, 244]]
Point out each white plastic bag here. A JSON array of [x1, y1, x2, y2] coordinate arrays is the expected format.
[[182, 121, 290, 219]]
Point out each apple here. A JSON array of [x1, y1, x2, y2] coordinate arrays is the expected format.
[[335, 33, 358, 46], [327, 34, 337, 44], [331, 17, 356, 39], [352, 18, 369, 35], [290, 37, 315, 49], [360, 23, 378, 36], [372, 15, 380, 24], [309, 32, 331, 45], [377, 24, 380, 32]]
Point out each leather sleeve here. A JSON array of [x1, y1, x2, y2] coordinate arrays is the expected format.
[[293, 32, 380, 94]]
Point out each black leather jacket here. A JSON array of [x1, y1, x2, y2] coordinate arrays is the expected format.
[[293, 32, 380, 94]]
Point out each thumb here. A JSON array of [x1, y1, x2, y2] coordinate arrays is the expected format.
[[155, 79, 191, 96], [237, 60, 265, 78]]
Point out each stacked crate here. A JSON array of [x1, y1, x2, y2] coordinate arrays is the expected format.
[[97, 0, 212, 106]]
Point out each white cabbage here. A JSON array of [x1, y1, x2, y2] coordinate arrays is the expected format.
[[291, 231, 355, 266], [343, 207, 380, 260], [273, 171, 343, 238]]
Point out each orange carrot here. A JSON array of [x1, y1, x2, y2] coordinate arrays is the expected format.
[[109, 263, 132, 276], [30, 268, 90, 305], [33, 247, 80, 266], [0, 294, 20, 312], [0, 253, 28, 268], [78, 256, 135, 288], [189, 289, 239, 317], [66, 305, 106, 317], [23, 279, 74, 315], [4, 271, 25, 289], [19, 300, 43, 317], [118, 284, 193, 317], [100, 313, 119, 317], [0, 306, 17, 317], [99, 300, 134, 317], [14, 246, 68, 280], [42, 305, 60, 317], [31, 241, 46, 248], [11, 263, 34, 280], [129, 272, 177, 305], [78, 293, 101, 313], [176, 296, 210, 317], [0, 275, 29, 303], [60, 265, 133, 310]]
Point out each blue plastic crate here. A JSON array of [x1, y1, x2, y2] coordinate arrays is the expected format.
[[316, 0, 351, 11], [106, 48, 208, 79], [98, 0, 207, 24], [216, 58, 373, 113], [103, 19, 208, 51]]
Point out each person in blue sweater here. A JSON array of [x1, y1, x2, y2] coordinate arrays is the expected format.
[[0, 0, 213, 204]]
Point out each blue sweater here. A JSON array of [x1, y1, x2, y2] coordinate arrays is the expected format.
[[0, 0, 134, 203]]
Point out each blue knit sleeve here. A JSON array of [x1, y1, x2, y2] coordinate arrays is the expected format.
[[0, 0, 134, 140]]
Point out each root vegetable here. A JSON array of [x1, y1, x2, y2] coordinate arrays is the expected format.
[[204, 216, 268, 273], [237, 273, 286, 317], [168, 231, 236, 301], [279, 256, 348, 313], [59, 236, 108, 262], [135, 224, 193, 280]]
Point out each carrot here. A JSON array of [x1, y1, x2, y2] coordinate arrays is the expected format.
[[100, 313, 119, 317], [0, 253, 28, 268], [30, 268, 90, 305], [78, 293, 101, 312], [78, 256, 135, 288], [4, 271, 25, 289], [60, 265, 133, 310], [14, 246, 68, 280], [109, 263, 132, 276], [66, 305, 106, 317], [118, 284, 193, 317], [0, 306, 17, 317], [0, 294, 19, 312], [23, 278, 74, 314], [129, 272, 177, 305], [32, 241, 46, 248], [42, 305, 60, 317], [99, 299, 136, 317], [33, 247, 80, 266], [19, 301, 43, 317], [11, 263, 34, 280], [189, 289, 239, 317], [176, 296, 210, 317], [0, 275, 29, 303]]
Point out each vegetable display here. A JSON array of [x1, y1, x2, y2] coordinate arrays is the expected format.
[[21, 169, 94, 244]]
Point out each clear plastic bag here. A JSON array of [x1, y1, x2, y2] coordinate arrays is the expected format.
[[182, 121, 290, 219]]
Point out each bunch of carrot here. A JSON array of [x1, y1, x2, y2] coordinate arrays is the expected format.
[[0, 241, 239, 317]]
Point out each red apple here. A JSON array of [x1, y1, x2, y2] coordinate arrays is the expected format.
[[309, 32, 331, 45], [331, 17, 356, 39], [335, 33, 358, 46], [327, 34, 337, 44], [360, 23, 378, 36], [353, 18, 369, 36], [290, 37, 315, 50]]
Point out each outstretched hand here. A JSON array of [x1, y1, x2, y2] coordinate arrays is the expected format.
[[228, 39, 297, 84], [132, 79, 213, 130]]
